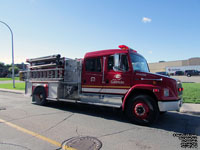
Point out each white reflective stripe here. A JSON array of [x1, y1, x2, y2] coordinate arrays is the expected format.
[[101, 89, 128, 94], [82, 88, 101, 93], [82, 88, 128, 94]]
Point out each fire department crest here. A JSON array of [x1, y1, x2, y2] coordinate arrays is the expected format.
[[114, 74, 121, 79]]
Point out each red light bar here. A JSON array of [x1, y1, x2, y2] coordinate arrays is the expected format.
[[118, 45, 137, 53], [118, 45, 129, 50]]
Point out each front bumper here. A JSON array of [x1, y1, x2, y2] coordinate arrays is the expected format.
[[158, 99, 183, 112]]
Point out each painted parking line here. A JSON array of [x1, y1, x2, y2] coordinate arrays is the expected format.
[[0, 118, 76, 150]]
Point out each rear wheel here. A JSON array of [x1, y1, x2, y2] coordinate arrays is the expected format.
[[126, 95, 159, 125], [32, 87, 47, 105]]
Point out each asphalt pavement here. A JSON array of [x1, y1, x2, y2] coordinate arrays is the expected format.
[[0, 91, 200, 150], [172, 75, 200, 83], [0, 79, 200, 150]]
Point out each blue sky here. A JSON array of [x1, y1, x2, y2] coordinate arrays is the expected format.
[[0, 0, 199, 64]]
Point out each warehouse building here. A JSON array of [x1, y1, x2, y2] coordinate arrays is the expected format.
[[149, 57, 200, 73]]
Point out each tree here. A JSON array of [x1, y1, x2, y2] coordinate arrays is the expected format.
[[0, 62, 8, 77], [8, 66, 19, 74], [0, 62, 4, 67], [6, 64, 11, 69]]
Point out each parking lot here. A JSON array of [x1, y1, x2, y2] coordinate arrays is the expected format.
[[172, 75, 200, 83]]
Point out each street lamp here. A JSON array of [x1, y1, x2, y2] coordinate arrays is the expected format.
[[0, 21, 15, 88]]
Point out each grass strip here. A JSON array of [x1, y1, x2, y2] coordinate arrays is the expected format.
[[182, 83, 200, 104], [0, 82, 25, 90], [0, 77, 19, 81]]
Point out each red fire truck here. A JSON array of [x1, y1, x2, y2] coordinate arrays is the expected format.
[[20, 45, 183, 125]]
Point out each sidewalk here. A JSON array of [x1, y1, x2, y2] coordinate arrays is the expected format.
[[0, 88, 199, 113], [180, 103, 200, 114], [0, 88, 24, 94], [0, 80, 24, 84]]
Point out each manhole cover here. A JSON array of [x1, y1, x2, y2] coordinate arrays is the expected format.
[[61, 136, 102, 150], [0, 107, 6, 111]]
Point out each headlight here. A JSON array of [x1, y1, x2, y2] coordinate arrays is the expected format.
[[164, 88, 169, 97]]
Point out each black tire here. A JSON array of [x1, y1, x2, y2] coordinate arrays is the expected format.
[[187, 74, 191, 77], [32, 87, 47, 105], [125, 95, 159, 126]]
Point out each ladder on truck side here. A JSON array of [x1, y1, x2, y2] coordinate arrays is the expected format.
[[20, 54, 65, 81]]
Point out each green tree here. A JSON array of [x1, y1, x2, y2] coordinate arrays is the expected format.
[[8, 66, 19, 74], [6, 64, 11, 68], [0, 62, 5, 67]]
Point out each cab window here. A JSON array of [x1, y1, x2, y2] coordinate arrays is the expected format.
[[85, 58, 101, 72], [107, 54, 129, 72], [108, 56, 114, 70], [130, 54, 149, 72], [120, 54, 129, 71]]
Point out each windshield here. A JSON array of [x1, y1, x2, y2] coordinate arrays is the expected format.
[[130, 53, 149, 72]]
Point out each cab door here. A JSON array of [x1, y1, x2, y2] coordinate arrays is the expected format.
[[81, 57, 103, 93], [103, 54, 132, 95]]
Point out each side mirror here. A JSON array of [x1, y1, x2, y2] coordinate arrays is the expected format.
[[113, 54, 120, 72], [114, 54, 119, 68], [113, 54, 127, 72]]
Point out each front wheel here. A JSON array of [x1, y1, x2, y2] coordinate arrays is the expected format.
[[125, 95, 159, 126]]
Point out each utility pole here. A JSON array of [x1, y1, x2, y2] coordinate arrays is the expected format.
[[0, 20, 15, 88]]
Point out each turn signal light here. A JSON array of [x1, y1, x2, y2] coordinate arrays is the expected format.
[[153, 88, 159, 93], [178, 88, 183, 92]]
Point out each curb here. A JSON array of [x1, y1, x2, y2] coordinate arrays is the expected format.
[[180, 103, 200, 114], [0, 88, 24, 94], [180, 110, 200, 115]]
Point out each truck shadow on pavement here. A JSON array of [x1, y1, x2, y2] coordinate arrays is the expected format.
[[44, 101, 200, 136], [153, 112, 200, 136]]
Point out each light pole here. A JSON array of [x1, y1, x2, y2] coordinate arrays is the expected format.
[[0, 21, 15, 88]]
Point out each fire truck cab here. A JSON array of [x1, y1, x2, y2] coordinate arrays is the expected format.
[[21, 45, 183, 125]]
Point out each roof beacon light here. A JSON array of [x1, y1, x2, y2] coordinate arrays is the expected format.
[[118, 45, 137, 53], [118, 45, 129, 50]]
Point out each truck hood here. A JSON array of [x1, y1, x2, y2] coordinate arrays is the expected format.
[[134, 71, 176, 82], [134, 71, 181, 99]]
